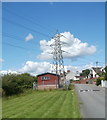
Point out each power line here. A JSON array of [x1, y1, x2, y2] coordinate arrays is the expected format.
[[47, 39, 104, 66], [3, 42, 37, 51], [47, 43, 105, 67], [3, 5, 55, 34], [3, 17, 51, 38], [58, 34, 105, 64], [3, 13, 103, 64], [2, 15, 104, 66], [2, 32, 38, 45], [64, 50, 104, 65]]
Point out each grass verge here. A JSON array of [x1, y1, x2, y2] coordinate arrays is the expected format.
[[3, 88, 81, 118]]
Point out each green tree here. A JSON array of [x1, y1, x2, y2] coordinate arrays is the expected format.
[[105, 66, 107, 80], [96, 77, 104, 86], [2, 73, 36, 96], [2, 74, 22, 96], [80, 69, 90, 78]]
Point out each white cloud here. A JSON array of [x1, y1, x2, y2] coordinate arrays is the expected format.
[[64, 63, 94, 74], [37, 32, 96, 60], [64, 65, 78, 73], [0, 58, 4, 62], [77, 63, 94, 72], [0, 61, 98, 76], [18, 61, 80, 75], [0, 61, 52, 76], [0, 70, 18, 76], [19, 61, 52, 76], [19, 61, 96, 75], [25, 33, 34, 41]]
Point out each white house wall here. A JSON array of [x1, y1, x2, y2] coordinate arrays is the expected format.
[[73, 76, 79, 81], [66, 72, 76, 81], [90, 69, 99, 78]]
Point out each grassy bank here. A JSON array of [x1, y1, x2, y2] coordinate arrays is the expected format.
[[3, 89, 81, 118]]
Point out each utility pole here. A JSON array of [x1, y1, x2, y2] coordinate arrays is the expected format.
[[96, 61, 99, 74], [96, 61, 98, 67]]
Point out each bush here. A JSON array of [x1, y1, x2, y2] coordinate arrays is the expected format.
[[68, 84, 72, 90], [2, 73, 37, 96], [96, 78, 101, 86], [70, 79, 73, 83], [105, 66, 107, 80], [63, 84, 74, 90], [96, 77, 104, 86]]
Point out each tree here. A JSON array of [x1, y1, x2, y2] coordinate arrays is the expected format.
[[2, 73, 37, 96], [2, 74, 23, 96], [96, 77, 104, 86], [104, 66, 107, 80], [80, 69, 90, 78]]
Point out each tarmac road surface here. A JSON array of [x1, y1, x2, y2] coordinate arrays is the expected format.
[[75, 84, 105, 119]]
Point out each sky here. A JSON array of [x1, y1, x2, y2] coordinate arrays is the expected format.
[[1, 2, 105, 75]]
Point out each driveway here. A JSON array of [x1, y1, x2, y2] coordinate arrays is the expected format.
[[75, 84, 105, 119]]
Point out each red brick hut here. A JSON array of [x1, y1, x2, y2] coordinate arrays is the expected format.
[[37, 73, 59, 90]]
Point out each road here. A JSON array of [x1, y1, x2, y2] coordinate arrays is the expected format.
[[75, 84, 105, 118]]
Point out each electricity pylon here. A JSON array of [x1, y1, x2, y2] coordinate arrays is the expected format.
[[51, 33, 66, 87]]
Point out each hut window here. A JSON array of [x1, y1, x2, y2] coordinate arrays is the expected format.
[[41, 76, 50, 80]]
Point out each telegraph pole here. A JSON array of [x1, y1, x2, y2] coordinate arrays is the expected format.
[[96, 61, 98, 74]]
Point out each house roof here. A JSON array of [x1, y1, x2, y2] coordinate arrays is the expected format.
[[92, 67, 102, 73], [37, 72, 59, 77]]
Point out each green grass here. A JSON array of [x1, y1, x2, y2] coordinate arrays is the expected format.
[[0, 98, 2, 119], [3, 89, 81, 118]]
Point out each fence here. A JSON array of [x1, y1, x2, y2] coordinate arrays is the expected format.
[[101, 80, 107, 88]]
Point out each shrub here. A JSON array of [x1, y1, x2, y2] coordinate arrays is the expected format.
[[96, 78, 101, 86], [68, 84, 72, 90], [63, 84, 74, 90], [96, 77, 104, 86], [70, 79, 73, 83], [2, 73, 37, 96], [2, 74, 23, 96]]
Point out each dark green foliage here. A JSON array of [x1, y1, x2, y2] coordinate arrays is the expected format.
[[96, 77, 104, 86], [105, 66, 107, 80], [80, 69, 90, 78], [96, 78, 101, 86], [2, 73, 37, 96], [63, 84, 74, 90], [70, 79, 73, 83], [68, 84, 72, 90]]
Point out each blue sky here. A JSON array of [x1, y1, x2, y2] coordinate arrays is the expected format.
[[2, 2, 105, 74]]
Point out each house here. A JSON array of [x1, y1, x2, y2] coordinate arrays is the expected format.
[[74, 76, 85, 81], [37, 73, 59, 90], [89, 67, 103, 78], [66, 70, 76, 81], [72, 67, 105, 84]]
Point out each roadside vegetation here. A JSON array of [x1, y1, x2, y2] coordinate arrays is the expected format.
[[3, 86, 81, 118], [80, 69, 90, 78], [2, 73, 37, 96], [96, 66, 107, 86], [1, 73, 81, 118]]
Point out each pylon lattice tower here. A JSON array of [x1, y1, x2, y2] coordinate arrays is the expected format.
[[51, 33, 65, 87]]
